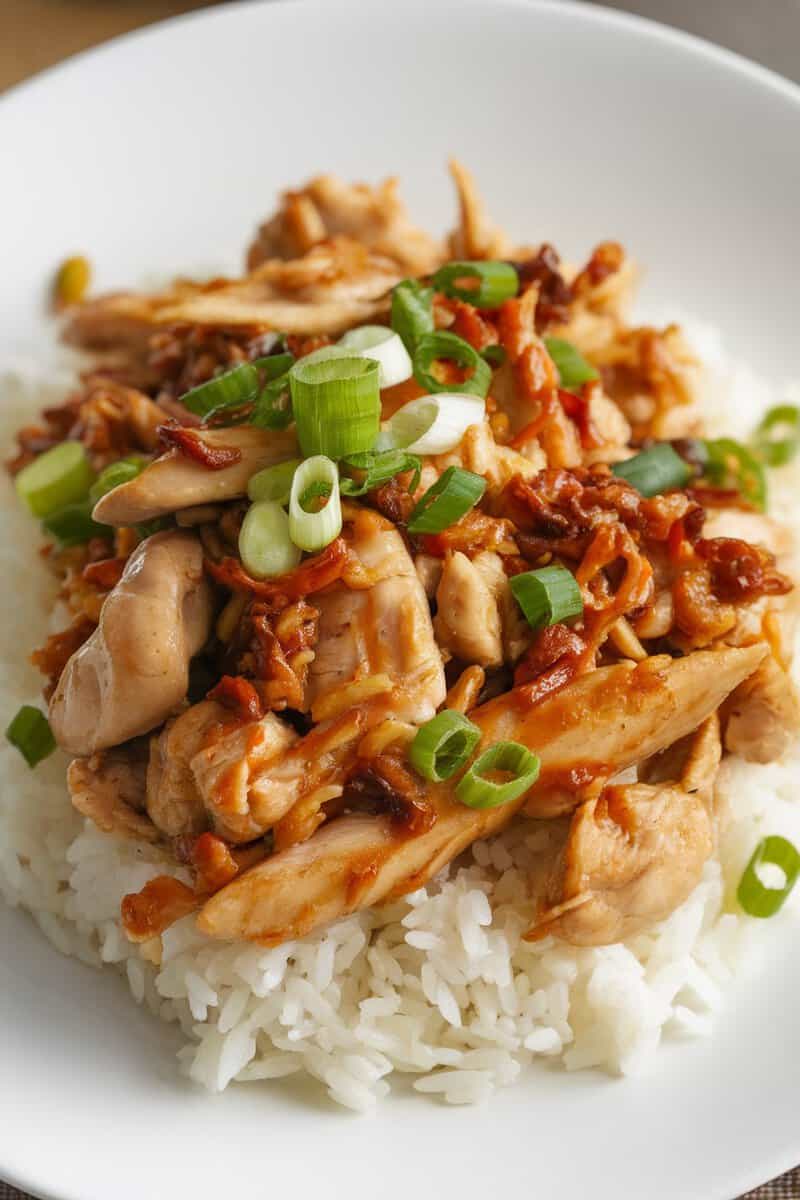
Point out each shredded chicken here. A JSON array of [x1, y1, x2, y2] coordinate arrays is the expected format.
[[246, 174, 443, 275]]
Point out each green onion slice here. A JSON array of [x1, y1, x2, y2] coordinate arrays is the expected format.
[[339, 449, 421, 497], [737, 836, 800, 918], [543, 337, 599, 390], [289, 355, 380, 459], [510, 565, 584, 632], [407, 466, 486, 535], [482, 344, 507, 367], [612, 444, 691, 497], [753, 405, 800, 467], [5, 705, 56, 767], [289, 455, 342, 552], [181, 362, 260, 419], [408, 710, 481, 782], [382, 392, 486, 456], [338, 325, 413, 389], [238, 499, 301, 579], [251, 371, 293, 430], [42, 500, 107, 546], [432, 260, 519, 308], [413, 331, 492, 399], [455, 740, 540, 809], [89, 456, 147, 506], [391, 279, 434, 354], [247, 459, 301, 505], [703, 437, 767, 510], [15, 441, 93, 518]]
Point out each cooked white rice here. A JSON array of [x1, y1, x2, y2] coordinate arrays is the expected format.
[[1, 335, 799, 1112]]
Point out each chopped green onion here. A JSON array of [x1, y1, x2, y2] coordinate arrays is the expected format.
[[5, 705, 56, 767], [703, 437, 767, 510], [482, 344, 507, 366], [289, 355, 380, 459], [408, 710, 481, 782], [338, 325, 413, 389], [432, 260, 519, 308], [238, 500, 301, 579], [42, 500, 107, 546], [299, 480, 333, 508], [339, 449, 421, 497], [543, 337, 599, 389], [612, 444, 691, 497], [289, 456, 342, 551], [181, 362, 260, 419], [737, 836, 800, 918], [407, 466, 486, 535], [15, 441, 93, 518], [251, 371, 293, 429], [510, 565, 583, 632], [391, 279, 434, 354], [89, 456, 146, 506], [455, 740, 540, 809], [247, 459, 300, 505], [753, 405, 800, 467], [383, 392, 486, 456], [412, 331, 492, 399], [252, 352, 295, 381]]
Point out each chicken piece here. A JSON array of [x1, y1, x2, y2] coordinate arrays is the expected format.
[[49, 531, 213, 755], [432, 550, 526, 668], [305, 506, 446, 724], [67, 237, 402, 352], [146, 701, 222, 838], [246, 174, 443, 275], [528, 715, 721, 946], [146, 699, 300, 843], [92, 426, 297, 525], [724, 656, 800, 763], [68, 746, 160, 843], [191, 708, 298, 843], [511, 644, 764, 817], [434, 551, 503, 668], [432, 421, 546, 497], [197, 646, 763, 944], [447, 159, 513, 261]]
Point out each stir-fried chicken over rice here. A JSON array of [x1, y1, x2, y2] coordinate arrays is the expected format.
[[8, 161, 800, 983]]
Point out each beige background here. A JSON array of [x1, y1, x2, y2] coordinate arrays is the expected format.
[[0, 1, 798, 1197]]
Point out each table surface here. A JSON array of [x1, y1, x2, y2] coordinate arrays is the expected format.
[[1, 1, 798, 1198]]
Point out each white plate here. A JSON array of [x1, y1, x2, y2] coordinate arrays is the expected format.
[[1, 2, 799, 1197]]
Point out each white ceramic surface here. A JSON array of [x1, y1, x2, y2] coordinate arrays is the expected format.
[[2, 2, 800, 1197]]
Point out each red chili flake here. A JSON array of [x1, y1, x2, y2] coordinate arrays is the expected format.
[[157, 421, 242, 470], [207, 674, 264, 722]]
